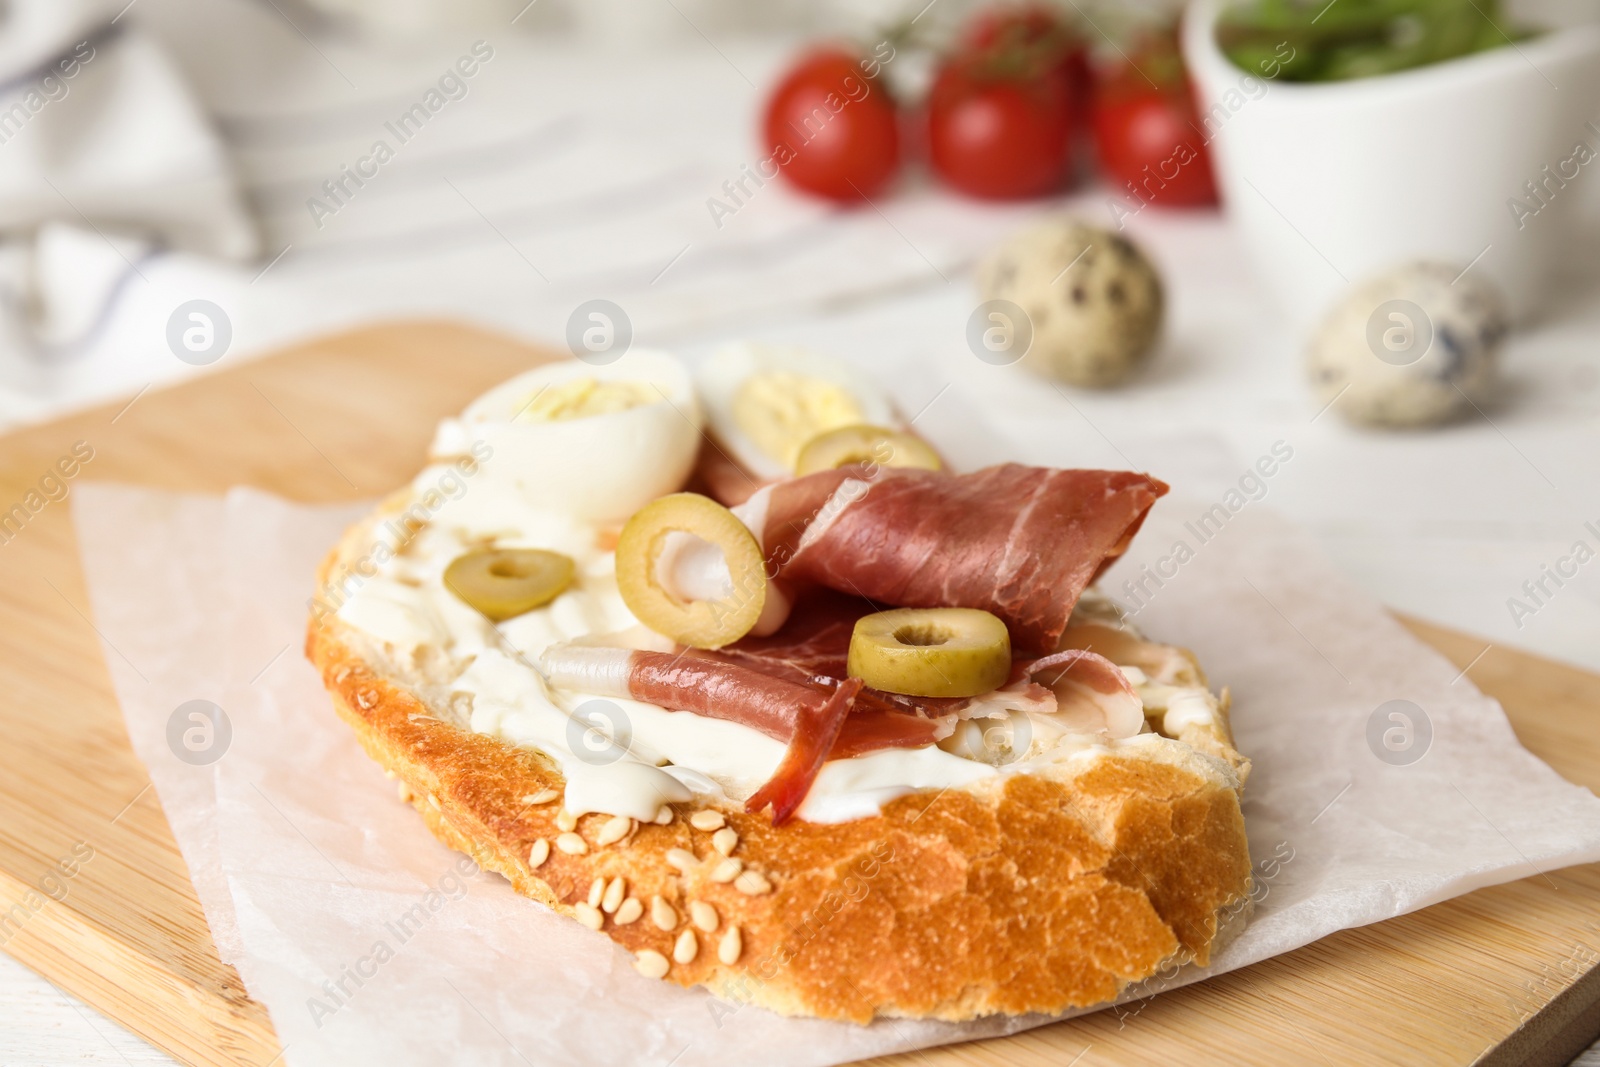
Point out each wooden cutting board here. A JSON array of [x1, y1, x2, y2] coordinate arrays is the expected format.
[[1, 322, 1596, 1067]]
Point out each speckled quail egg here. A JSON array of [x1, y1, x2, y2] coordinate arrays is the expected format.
[[976, 218, 1164, 388], [1308, 261, 1508, 428]]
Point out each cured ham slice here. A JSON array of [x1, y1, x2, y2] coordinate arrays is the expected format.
[[629, 651, 847, 746], [1021, 648, 1135, 694], [541, 645, 913, 823], [958, 671, 1057, 723], [1019, 648, 1144, 738], [628, 650, 869, 823], [830, 701, 946, 759], [721, 592, 970, 723], [743, 464, 1167, 654], [720, 590, 862, 681], [743, 677, 862, 822]]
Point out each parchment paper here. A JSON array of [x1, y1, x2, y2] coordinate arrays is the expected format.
[[73, 471, 1600, 1067]]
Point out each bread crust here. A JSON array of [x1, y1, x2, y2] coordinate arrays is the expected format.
[[306, 504, 1254, 1023]]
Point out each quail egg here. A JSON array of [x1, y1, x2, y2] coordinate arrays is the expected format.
[[976, 218, 1164, 388], [1308, 261, 1507, 428]]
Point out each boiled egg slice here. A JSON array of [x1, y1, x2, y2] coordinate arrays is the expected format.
[[696, 342, 895, 482], [428, 349, 701, 525]]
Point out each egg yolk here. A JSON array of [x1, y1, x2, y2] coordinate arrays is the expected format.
[[732, 372, 864, 471], [515, 378, 659, 422]]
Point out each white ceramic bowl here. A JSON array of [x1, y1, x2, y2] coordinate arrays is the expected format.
[[1182, 0, 1600, 330]]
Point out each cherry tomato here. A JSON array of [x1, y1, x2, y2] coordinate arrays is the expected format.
[[1064, 44, 1093, 128], [1091, 40, 1218, 208], [926, 56, 1073, 200], [963, 4, 1066, 47], [762, 47, 901, 202], [961, 4, 1083, 107]]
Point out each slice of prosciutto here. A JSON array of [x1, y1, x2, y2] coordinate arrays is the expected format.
[[719, 591, 865, 682], [1017, 648, 1145, 738], [541, 645, 912, 823], [626, 650, 868, 823], [740, 464, 1167, 654], [720, 591, 969, 725]]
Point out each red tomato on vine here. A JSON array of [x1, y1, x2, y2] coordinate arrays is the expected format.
[[1091, 34, 1219, 208], [762, 47, 902, 202], [960, 3, 1089, 121], [926, 52, 1074, 200]]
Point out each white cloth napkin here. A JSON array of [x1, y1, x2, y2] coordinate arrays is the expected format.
[[0, 0, 256, 359]]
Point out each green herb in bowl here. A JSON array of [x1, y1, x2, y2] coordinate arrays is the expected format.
[[1215, 0, 1537, 81]]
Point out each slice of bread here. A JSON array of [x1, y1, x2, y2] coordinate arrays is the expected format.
[[306, 497, 1253, 1022]]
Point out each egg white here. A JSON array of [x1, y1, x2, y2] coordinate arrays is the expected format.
[[428, 349, 701, 525]]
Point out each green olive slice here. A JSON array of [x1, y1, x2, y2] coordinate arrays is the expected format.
[[794, 424, 943, 476], [615, 493, 767, 649], [444, 548, 575, 622], [847, 608, 1010, 698]]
